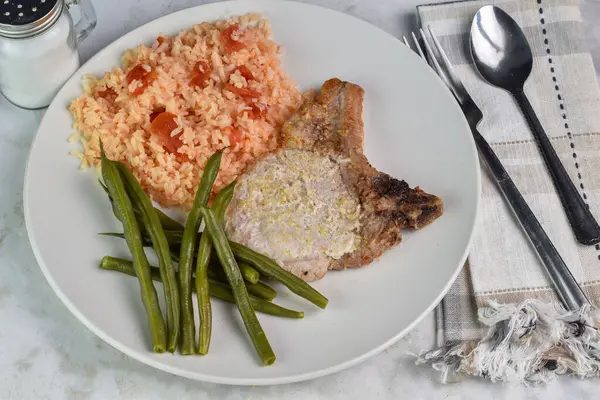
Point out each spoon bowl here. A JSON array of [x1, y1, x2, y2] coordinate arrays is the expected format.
[[470, 5, 532, 90]]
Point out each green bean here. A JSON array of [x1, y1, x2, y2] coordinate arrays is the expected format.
[[244, 281, 277, 301], [209, 252, 259, 284], [170, 249, 180, 264], [195, 232, 212, 355], [99, 179, 126, 225], [99, 179, 184, 231], [194, 180, 236, 355], [229, 242, 328, 309], [101, 256, 151, 276], [208, 282, 299, 319], [99, 143, 166, 353], [163, 230, 184, 246], [153, 209, 184, 231], [98, 178, 111, 199], [207, 265, 276, 300], [178, 150, 224, 355], [213, 182, 236, 223], [116, 162, 180, 353], [238, 262, 260, 284], [100, 257, 303, 319], [200, 206, 275, 366]]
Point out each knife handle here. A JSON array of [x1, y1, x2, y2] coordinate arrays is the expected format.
[[471, 126, 588, 311]]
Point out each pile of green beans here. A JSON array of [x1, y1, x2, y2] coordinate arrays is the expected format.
[[100, 257, 302, 319], [105, 230, 329, 309], [97, 148, 328, 365]]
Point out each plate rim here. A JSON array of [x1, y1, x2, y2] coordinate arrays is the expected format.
[[23, 0, 481, 385]]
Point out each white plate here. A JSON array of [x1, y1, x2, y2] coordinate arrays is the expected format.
[[24, 0, 480, 385]]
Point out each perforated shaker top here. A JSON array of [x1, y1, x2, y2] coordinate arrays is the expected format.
[[0, 0, 57, 26]]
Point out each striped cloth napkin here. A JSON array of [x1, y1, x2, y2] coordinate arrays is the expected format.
[[414, 0, 600, 384]]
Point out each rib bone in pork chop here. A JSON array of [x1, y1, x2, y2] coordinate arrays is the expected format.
[[224, 78, 443, 281]]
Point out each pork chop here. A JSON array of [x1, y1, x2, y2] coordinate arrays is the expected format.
[[225, 78, 443, 281]]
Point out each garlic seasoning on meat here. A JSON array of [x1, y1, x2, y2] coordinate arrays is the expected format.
[[0, 0, 96, 109]]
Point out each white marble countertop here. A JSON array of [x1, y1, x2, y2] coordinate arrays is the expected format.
[[2, 0, 600, 398]]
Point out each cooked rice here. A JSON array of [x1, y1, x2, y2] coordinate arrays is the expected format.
[[68, 14, 302, 209]]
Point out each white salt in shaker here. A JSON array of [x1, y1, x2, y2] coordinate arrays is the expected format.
[[0, 0, 96, 109]]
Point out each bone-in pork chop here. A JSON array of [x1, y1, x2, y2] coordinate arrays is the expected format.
[[225, 78, 443, 281]]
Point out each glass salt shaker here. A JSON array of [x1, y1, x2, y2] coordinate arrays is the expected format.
[[0, 0, 96, 109]]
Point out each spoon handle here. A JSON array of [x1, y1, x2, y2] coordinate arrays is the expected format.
[[511, 88, 600, 245]]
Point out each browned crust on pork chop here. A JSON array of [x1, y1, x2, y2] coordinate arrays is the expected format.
[[281, 78, 443, 271], [330, 158, 443, 270]]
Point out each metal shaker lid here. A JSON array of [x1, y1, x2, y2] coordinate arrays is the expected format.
[[0, 0, 62, 39]]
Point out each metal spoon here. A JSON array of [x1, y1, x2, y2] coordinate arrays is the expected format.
[[470, 5, 600, 245]]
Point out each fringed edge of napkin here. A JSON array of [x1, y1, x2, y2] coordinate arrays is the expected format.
[[415, 300, 600, 384]]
